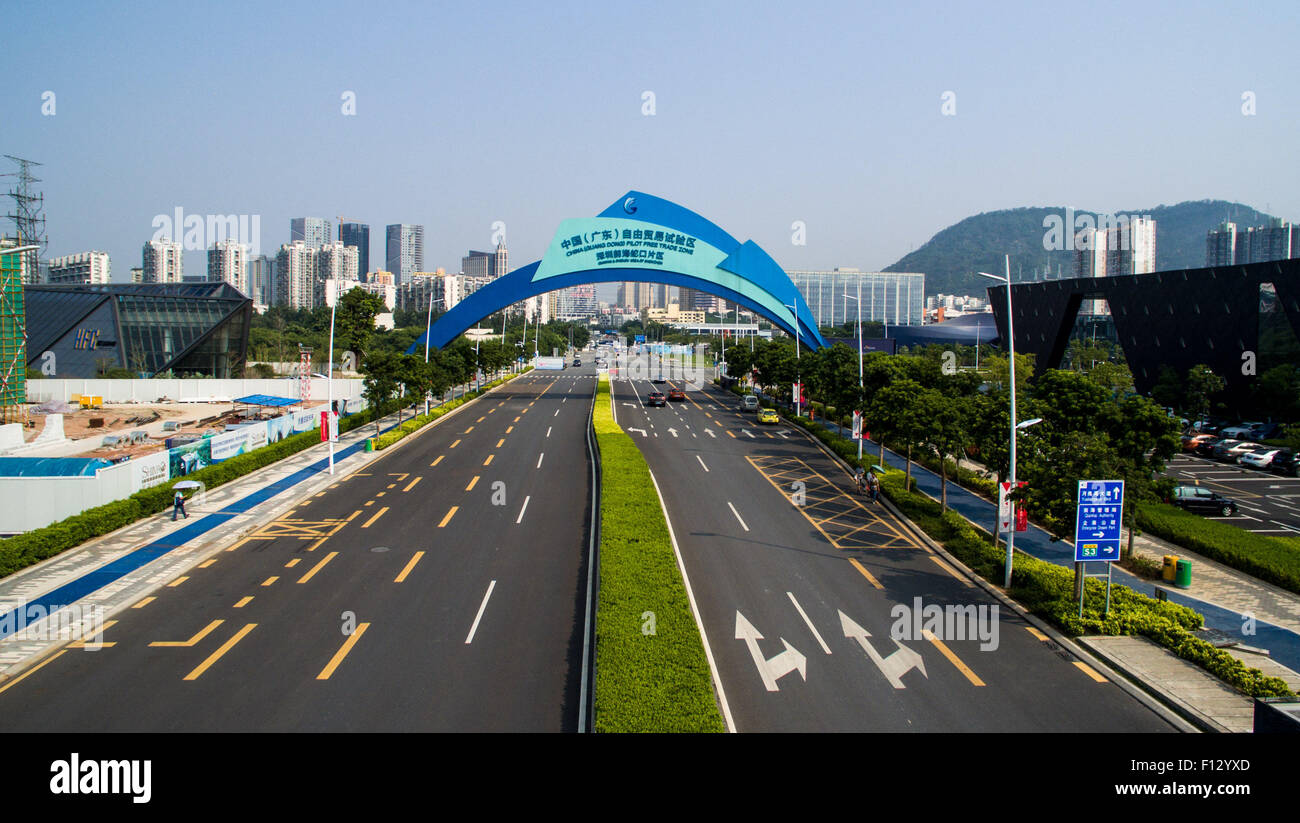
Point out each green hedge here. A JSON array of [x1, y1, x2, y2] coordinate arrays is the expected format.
[[1135, 501, 1300, 595], [594, 374, 726, 732], [0, 400, 390, 579], [372, 370, 527, 451]]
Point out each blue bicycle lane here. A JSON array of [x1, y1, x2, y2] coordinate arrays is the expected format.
[[0, 415, 408, 640], [808, 415, 1300, 675]]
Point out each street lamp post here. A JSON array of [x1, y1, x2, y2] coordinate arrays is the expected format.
[[327, 297, 337, 475], [424, 293, 444, 416], [844, 286, 864, 462], [783, 299, 802, 418], [978, 254, 1024, 589]]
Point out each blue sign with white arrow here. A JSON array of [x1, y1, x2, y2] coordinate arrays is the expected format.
[[1074, 480, 1124, 562]]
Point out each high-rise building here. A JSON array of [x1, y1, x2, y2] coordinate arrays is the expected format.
[[142, 238, 184, 283], [1206, 222, 1239, 266], [339, 221, 370, 279], [274, 241, 317, 310], [386, 224, 424, 286], [290, 217, 331, 250], [130, 267, 144, 284], [207, 240, 248, 295], [553, 284, 597, 320], [462, 242, 509, 280], [248, 255, 274, 305], [1243, 218, 1295, 265], [46, 251, 111, 285]]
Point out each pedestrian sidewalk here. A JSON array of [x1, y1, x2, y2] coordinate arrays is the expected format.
[[792, 411, 1300, 732], [0, 373, 516, 683]]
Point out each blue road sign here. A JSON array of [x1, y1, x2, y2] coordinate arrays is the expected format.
[[1074, 480, 1124, 562], [635, 334, 646, 343]]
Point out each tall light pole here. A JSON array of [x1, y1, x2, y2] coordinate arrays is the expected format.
[[783, 300, 801, 418], [978, 254, 1022, 588], [424, 293, 444, 416], [844, 286, 864, 462], [327, 296, 337, 475]]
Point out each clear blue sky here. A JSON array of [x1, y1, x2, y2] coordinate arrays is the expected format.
[[4, 0, 1298, 288]]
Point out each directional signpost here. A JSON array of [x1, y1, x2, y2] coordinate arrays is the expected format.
[[1074, 479, 1124, 616]]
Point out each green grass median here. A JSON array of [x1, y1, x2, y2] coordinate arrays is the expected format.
[[592, 374, 726, 732]]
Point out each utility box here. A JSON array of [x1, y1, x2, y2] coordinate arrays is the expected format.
[[1175, 558, 1192, 589]]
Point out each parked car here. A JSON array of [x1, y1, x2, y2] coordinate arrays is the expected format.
[[1250, 422, 1283, 440], [1182, 433, 1215, 452], [1169, 486, 1238, 516], [1219, 426, 1256, 440], [1194, 437, 1225, 457], [1221, 441, 1263, 463], [1268, 449, 1299, 477], [1239, 448, 1281, 469], [1209, 439, 1243, 460]]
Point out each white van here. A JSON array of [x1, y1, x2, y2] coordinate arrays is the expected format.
[[740, 395, 760, 412]]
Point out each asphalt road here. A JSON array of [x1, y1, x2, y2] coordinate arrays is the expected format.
[[1165, 453, 1300, 536], [610, 367, 1177, 732], [0, 369, 597, 732]]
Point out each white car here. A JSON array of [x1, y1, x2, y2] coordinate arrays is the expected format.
[[1239, 448, 1280, 469]]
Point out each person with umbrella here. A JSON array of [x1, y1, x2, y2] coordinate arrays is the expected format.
[[172, 481, 200, 521]]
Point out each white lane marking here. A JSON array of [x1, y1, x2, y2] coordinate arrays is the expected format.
[[728, 501, 750, 532], [517, 495, 531, 523], [697, 455, 709, 472], [546, 426, 552, 437], [647, 469, 736, 732], [787, 592, 832, 655], [465, 580, 497, 644], [537, 452, 544, 469], [554, 409, 560, 416]]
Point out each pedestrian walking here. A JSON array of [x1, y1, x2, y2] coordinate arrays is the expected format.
[[173, 490, 187, 521], [867, 471, 880, 503]]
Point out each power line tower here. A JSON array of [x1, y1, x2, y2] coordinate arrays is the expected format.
[[3, 155, 47, 284]]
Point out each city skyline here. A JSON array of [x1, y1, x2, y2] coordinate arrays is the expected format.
[[4, 0, 1299, 292]]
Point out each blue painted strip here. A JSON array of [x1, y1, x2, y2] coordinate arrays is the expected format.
[[804, 411, 1300, 673], [0, 415, 403, 640]]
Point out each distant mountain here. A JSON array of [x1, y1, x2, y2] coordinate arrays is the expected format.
[[884, 200, 1284, 297]]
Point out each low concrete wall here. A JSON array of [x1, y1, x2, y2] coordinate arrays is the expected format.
[[26, 378, 362, 405]]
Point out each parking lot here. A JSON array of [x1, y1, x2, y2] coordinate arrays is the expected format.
[[1165, 453, 1300, 536]]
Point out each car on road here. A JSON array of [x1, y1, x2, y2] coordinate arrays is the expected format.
[[1268, 449, 1299, 477], [572, 358, 581, 366], [652, 377, 667, 384], [757, 408, 779, 425], [667, 389, 686, 402], [646, 391, 666, 407], [740, 394, 760, 412], [1169, 485, 1238, 516], [1239, 448, 1281, 469]]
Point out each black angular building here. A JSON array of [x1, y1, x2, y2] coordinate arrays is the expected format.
[[25, 282, 252, 378]]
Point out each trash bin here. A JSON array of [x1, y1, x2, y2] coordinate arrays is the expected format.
[[1162, 555, 1178, 582], [365, 438, 374, 452], [1175, 558, 1192, 589]]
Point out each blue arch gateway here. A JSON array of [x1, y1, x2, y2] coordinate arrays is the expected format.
[[408, 192, 827, 353]]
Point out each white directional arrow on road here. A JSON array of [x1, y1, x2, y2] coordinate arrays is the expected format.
[[735, 611, 807, 691], [742, 429, 755, 438], [667, 428, 678, 438], [705, 428, 716, 438], [626, 427, 647, 437], [622, 402, 636, 407], [839, 610, 927, 689]]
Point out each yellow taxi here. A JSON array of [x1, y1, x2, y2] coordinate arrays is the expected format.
[[757, 408, 779, 425]]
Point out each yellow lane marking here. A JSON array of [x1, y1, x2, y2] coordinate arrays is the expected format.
[[297, 551, 338, 584], [929, 555, 974, 587], [286, 558, 301, 568], [234, 597, 253, 608], [488, 408, 496, 414], [261, 576, 279, 587], [450, 439, 461, 448], [498, 401, 505, 406], [477, 416, 486, 423], [168, 576, 189, 588], [849, 558, 885, 589], [438, 506, 459, 527], [1074, 661, 1108, 682], [362, 507, 389, 528], [315, 491, 326, 498], [198, 558, 217, 569], [364, 500, 374, 507], [0, 649, 66, 695], [386, 483, 396, 489], [464, 426, 475, 433], [922, 630, 986, 686], [1026, 626, 1050, 642], [466, 475, 480, 491], [520, 408, 528, 414], [513, 416, 521, 423], [726, 430, 735, 438], [395, 551, 425, 583], [431, 456, 444, 466], [403, 476, 422, 492], [132, 597, 155, 609], [496, 438, 505, 448], [317, 623, 369, 680], [483, 454, 495, 466], [225, 536, 253, 552], [376, 491, 386, 498], [151, 619, 224, 647], [506, 426, 514, 433], [184, 623, 256, 681], [347, 510, 361, 521], [68, 620, 118, 648]]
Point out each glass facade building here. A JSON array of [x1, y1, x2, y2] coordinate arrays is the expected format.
[[24, 283, 251, 378], [787, 270, 925, 329]]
